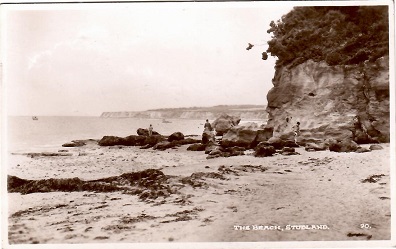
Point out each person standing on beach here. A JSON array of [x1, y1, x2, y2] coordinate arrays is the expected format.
[[292, 121, 300, 144], [148, 124, 153, 136], [204, 119, 213, 132], [202, 119, 215, 144]]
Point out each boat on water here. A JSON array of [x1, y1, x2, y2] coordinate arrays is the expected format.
[[162, 119, 172, 123], [32, 116, 38, 120]]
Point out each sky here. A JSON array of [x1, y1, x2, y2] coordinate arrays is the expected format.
[[2, 2, 294, 116]]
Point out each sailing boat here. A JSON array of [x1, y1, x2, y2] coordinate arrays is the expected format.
[[32, 116, 38, 120]]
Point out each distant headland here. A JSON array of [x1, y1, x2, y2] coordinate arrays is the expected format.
[[100, 105, 268, 120]]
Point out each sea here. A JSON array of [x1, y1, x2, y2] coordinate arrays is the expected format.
[[7, 116, 267, 152]]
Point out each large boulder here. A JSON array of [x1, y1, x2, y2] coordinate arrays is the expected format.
[[177, 138, 202, 145], [152, 138, 201, 151], [254, 143, 276, 157], [99, 135, 164, 147], [205, 143, 246, 159], [305, 142, 327, 151], [266, 136, 284, 150], [205, 142, 222, 155], [283, 139, 299, 148], [280, 147, 299, 156], [206, 146, 245, 159], [202, 130, 215, 145], [328, 139, 359, 152], [153, 141, 172, 151], [212, 114, 241, 136], [143, 135, 165, 146], [353, 129, 377, 144], [168, 132, 184, 142], [124, 135, 148, 146], [224, 146, 246, 156], [221, 122, 259, 148], [98, 136, 126, 146], [252, 127, 274, 147], [187, 143, 206, 151], [351, 117, 380, 144], [355, 147, 371, 153], [137, 128, 160, 136], [369, 144, 383, 150], [62, 140, 86, 147], [208, 148, 223, 156]]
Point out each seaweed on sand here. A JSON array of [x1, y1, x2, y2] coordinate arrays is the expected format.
[[8, 169, 173, 199], [8, 175, 121, 194], [361, 174, 385, 183]]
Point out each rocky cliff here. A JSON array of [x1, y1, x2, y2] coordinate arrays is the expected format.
[[265, 56, 389, 143], [101, 106, 268, 120]]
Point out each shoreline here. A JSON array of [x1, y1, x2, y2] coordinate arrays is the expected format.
[[6, 141, 391, 243]]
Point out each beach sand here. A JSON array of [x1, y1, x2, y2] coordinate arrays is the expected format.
[[6, 141, 391, 244]]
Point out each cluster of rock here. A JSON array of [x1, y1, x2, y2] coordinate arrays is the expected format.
[[211, 114, 241, 136], [97, 129, 201, 151], [185, 115, 298, 159], [326, 139, 383, 153], [62, 139, 99, 148], [94, 112, 384, 158], [190, 114, 384, 158]]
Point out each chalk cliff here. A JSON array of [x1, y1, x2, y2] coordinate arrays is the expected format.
[[101, 106, 268, 121], [265, 56, 389, 143]]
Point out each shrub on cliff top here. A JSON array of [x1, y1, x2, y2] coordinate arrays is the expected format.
[[267, 6, 389, 68]]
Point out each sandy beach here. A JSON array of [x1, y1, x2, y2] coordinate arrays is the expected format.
[[6, 140, 391, 244]]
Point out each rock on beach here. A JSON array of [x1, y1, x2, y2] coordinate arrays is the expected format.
[[212, 114, 241, 136], [328, 139, 359, 153], [254, 143, 276, 157]]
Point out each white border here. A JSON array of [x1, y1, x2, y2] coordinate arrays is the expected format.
[[1, 1, 395, 248]]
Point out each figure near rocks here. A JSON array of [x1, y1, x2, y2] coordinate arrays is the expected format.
[[148, 124, 153, 136], [292, 121, 300, 145], [204, 119, 213, 132], [202, 119, 215, 144]]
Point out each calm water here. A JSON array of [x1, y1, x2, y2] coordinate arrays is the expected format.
[[7, 116, 204, 152], [7, 116, 267, 152]]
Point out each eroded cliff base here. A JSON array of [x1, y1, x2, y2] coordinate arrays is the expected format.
[[266, 56, 389, 144]]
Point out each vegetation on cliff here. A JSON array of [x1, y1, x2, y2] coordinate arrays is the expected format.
[[266, 6, 389, 68]]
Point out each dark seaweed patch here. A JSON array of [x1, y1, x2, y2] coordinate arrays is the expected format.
[[361, 174, 385, 183], [8, 169, 173, 200]]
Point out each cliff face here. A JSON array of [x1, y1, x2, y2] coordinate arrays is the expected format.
[[266, 56, 389, 143]]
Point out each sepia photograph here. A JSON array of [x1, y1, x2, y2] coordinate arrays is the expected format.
[[1, 1, 394, 248]]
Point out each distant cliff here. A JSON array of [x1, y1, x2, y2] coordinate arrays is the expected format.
[[100, 105, 268, 120]]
